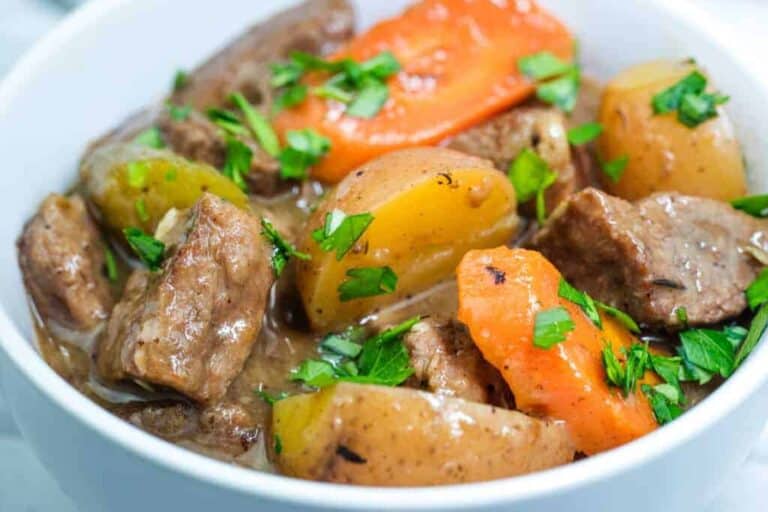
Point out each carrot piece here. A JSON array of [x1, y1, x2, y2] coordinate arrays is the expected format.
[[456, 247, 657, 455], [273, 0, 573, 183]]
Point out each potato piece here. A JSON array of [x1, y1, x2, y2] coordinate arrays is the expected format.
[[597, 59, 746, 201], [297, 147, 518, 330], [79, 143, 248, 233], [273, 383, 574, 485]]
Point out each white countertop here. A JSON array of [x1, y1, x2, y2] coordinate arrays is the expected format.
[[1, 0, 767, 510]]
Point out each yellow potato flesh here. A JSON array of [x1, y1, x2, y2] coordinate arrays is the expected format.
[[597, 59, 746, 201], [297, 147, 518, 330], [80, 143, 248, 233], [272, 383, 574, 485]]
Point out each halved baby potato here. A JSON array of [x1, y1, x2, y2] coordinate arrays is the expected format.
[[79, 143, 249, 233], [597, 59, 746, 201], [297, 147, 518, 330], [272, 383, 574, 485]]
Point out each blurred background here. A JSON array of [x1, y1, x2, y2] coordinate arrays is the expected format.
[[0, 0, 766, 510]]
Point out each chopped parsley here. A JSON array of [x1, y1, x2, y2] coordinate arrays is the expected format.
[[274, 434, 283, 455], [167, 103, 191, 121], [518, 52, 581, 113], [221, 137, 252, 191], [642, 383, 682, 425], [172, 69, 188, 92], [679, 328, 736, 380], [278, 129, 331, 180], [508, 148, 557, 224], [291, 317, 418, 388], [104, 247, 118, 282], [601, 342, 651, 396], [133, 127, 165, 149], [651, 70, 729, 128], [311, 209, 374, 260], [255, 390, 289, 406], [260, 217, 310, 277], [567, 122, 603, 145], [135, 198, 149, 222], [123, 227, 165, 271], [270, 50, 401, 118], [533, 306, 575, 349], [230, 92, 280, 157], [126, 161, 149, 188], [338, 266, 398, 302], [207, 108, 248, 136], [600, 155, 629, 183], [734, 303, 768, 367], [596, 302, 640, 333], [731, 194, 768, 217], [675, 306, 689, 325], [558, 279, 601, 328]]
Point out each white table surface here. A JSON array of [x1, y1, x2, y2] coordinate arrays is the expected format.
[[1, 0, 767, 510]]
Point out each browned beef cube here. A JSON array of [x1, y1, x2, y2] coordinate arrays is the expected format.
[[97, 194, 273, 402], [17, 194, 113, 332], [404, 318, 512, 407], [532, 188, 768, 330]]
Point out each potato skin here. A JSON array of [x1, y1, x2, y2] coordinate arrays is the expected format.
[[79, 143, 249, 233], [272, 383, 574, 485], [297, 147, 518, 330], [597, 59, 746, 201]]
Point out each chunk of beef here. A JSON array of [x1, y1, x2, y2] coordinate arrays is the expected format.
[[123, 401, 199, 440], [97, 193, 273, 402], [404, 318, 512, 407], [198, 401, 260, 454], [17, 194, 113, 332], [446, 107, 594, 214], [170, 0, 355, 111], [532, 188, 768, 330]]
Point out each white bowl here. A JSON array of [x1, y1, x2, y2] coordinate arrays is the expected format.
[[1, 1, 768, 510]]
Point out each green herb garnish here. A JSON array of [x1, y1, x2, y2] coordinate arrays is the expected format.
[[675, 306, 689, 325], [508, 148, 557, 224], [734, 303, 768, 367], [135, 198, 149, 222], [731, 194, 768, 217], [747, 268, 768, 311], [273, 84, 308, 113], [172, 69, 189, 92], [221, 137, 252, 191], [278, 129, 331, 180], [206, 108, 248, 136], [536, 68, 581, 113], [596, 302, 640, 333], [255, 390, 289, 406], [230, 92, 280, 157], [600, 155, 629, 183], [133, 127, 165, 149], [558, 279, 601, 328], [567, 122, 603, 145], [652, 70, 729, 128], [104, 247, 118, 283], [123, 227, 165, 271], [274, 434, 283, 455], [260, 217, 310, 277], [518, 51, 573, 80], [338, 266, 397, 302], [642, 383, 682, 425], [533, 306, 575, 349], [126, 161, 149, 189], [680, 328, 735, 380], [167, 103, 191, 121], [311, 209, 374, 260]]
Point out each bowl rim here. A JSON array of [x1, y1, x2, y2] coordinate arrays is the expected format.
[[2, 0, 768, 509]]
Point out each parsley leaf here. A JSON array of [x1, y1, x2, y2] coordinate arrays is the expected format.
[[602, 342, 626, 388], [104, 247, 118, 283], [260, 217, 310, 277], [292, 317, 418, 388], [652, 70, 729, 128], [133, 127, 165, 149], [167, 103, 191, 121], [746, 268, 768, 310], [623, 343, 651, 395], [679, 328, 735, 379], [508, 148, 557, 209], [346, 78, 389, 118], [207, 108, 248, 136], [230, 92, 280, 157], [558, 279, 601, 328], [596, 302, 640, 333], [518, 51, 573, 81], [123, 227, 165, 271], [273, 84, 308, 113], [221, 137, 252, 191], [135, 198, 149, 222], [567, 122, 603, 145], [675, 306, 689, 325], [734, 303, 768, 367], [255, 390, 289, 406], [274, 434, 283, 455], [600, 155, 629, 183], [126, 161, 150, 189], [536, 68, 580, 113], [311, 209, 374, 260], [278, 129, 331, 180], [642, 383, 682, 425], [533, 306, 575, 349], [338, 266, 398, 302], [172, 69, 188, 92], [731, 194, 768, 217]]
